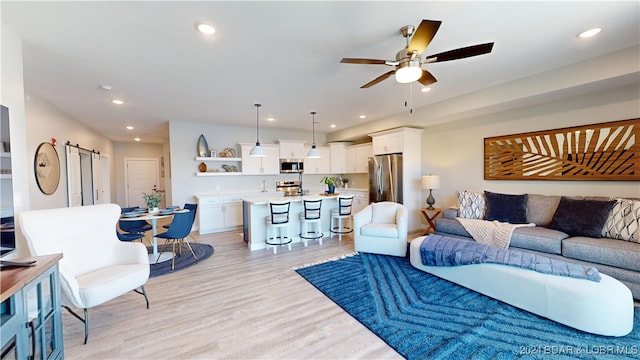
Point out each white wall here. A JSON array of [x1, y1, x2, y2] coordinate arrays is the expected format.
[[1, 24, 30, 258], [422, 83, 640, 210], [25, 94, 115, 210], [168, 121, 331, 207]]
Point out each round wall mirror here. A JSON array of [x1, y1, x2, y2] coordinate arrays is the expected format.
[[34, 142, 60, 195]]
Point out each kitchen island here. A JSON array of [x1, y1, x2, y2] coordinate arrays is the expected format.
[[242, 194, 340, 251]]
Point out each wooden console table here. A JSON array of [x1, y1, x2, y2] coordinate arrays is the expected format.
[[419, 208, 442, 235], [1, 254, 64, 359]]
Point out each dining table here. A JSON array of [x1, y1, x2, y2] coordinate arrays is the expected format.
[[119, 209, 190, 264]]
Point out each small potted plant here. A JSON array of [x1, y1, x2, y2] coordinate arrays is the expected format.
[[340, 177, 349, 188], [142, 191, 163, 214], [321, 176, 337, 194]]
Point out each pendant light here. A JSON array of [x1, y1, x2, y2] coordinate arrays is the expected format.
[[307, 111, 321, 158], [250, 103, 266, 157]]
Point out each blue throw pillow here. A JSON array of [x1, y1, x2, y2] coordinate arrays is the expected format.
[[548, 197, 616, 238], [484, 191, 528, 224]]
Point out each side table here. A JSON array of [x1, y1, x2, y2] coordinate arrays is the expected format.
[[420, 207, 442, 235]]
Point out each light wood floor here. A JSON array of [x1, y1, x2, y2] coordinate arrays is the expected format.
[[62, 230, 403, 359]]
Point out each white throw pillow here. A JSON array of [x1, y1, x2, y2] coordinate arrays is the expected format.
[[602, 198, 640, 243], [456, 191, 485, 219], [371, 203, 397, 224]]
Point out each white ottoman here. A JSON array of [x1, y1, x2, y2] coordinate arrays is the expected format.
[[409, 237, 634, 336]]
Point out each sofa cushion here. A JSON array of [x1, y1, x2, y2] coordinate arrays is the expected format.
[[562, 236, 640, 272], [484, 191, 528, 224], [435, 218, 470, 237], [509, 227, 568, 255], [360, 223, 398, 238], [371, 203, 397, 224], [548, 197, 616, 238], [602, 198, 640, 243], [456, 191, 485, 219], [526, 194, 561, 226]]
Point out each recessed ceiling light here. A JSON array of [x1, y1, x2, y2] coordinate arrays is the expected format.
[[330, 124, 336, 128], [99, 84, 112, 91], [578, 27, 602, 38], [196, 22, 216, 35], [359, 115, 366, 119], [267, 117, 275, 122], [134, 137, 141, 142], [421, 87, 432, 93], [112, 99, 124, 105], [126, 126, 134, 130]]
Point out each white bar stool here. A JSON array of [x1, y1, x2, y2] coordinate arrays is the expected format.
[[299, 198, 323, 246], [265, 200, 292, 254], [330, 195, 354, 241]]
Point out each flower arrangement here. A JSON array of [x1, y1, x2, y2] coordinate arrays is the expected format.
[[142, 191, 163, 209], [339, 177, 349, 188]]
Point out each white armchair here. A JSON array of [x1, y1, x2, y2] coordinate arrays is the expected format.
[[353, 201, 408, 257], [19, 203, 150, 344]]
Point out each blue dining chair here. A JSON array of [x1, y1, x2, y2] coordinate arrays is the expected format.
[[116, 230, 144, 242], [119, 206, 152, 235], [156, 211, 197, 270], [162, 203, 198, 230]]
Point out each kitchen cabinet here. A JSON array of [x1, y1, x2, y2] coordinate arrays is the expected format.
[[342, 189, 369, 214], [345, 143, 372, 174], [197, 194, 243, 234], [303, 146, 330, 174], [329, 142, 348, 174], [239, 144, 279, 175], [278, 140, 306, 159], [371, 131, 403, 155], [1, 254, 64, 360]]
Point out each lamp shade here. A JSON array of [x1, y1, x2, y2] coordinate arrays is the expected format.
[[421, 175, 440, 190], [396, 66, 422, 83], [307, 145, 321, 158], [250, 143, 266, 157]]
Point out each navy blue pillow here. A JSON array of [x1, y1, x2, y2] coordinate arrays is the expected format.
[[484, 191, 528, 224], [548, 197, 616, 238]]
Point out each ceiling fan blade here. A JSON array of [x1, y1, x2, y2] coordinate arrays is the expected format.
[[417, 69, 437, 87], [425, 42, 494, 63], [340, 58, 389, 65], [361, 70, 395, 88], [407, 20, 442, 56]]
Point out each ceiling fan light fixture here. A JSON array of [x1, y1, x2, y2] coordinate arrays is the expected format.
[[396, 66, 422, 83]]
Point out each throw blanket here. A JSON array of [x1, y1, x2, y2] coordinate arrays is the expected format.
[[456, 217, 535, 248], [420, 234, 601, 282]]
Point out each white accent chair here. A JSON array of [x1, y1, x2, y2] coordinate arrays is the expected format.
[[19, 204, 150, 344], [353, 202, 408, 257]]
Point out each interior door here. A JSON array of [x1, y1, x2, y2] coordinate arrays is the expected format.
[[66, 146, 82, 207], [125, 158, 159, 207], [92, 153, 103, 204]]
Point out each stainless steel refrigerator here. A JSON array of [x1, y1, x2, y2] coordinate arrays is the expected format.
[[368, 154, 403, 203]]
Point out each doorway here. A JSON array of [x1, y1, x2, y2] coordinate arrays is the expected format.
[[125, 158, 159, 208]]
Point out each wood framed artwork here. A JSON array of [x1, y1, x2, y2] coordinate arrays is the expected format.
[[34, 142, 61, 194], [484, 119, 639, 181]]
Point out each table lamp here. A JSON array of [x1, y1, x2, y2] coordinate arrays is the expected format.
[[421, 175, 440, 210]]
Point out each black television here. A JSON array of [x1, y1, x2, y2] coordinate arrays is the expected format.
[[1, 105, 15, 257]]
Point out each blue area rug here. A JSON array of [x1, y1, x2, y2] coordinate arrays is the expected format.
[[295, 253, 640, 359], [148, 243, 213, 277]]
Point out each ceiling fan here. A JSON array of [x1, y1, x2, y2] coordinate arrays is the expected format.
[[341, 19, 494, 88]]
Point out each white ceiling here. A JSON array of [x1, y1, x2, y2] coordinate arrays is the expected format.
[[2, 1, 639, 143]]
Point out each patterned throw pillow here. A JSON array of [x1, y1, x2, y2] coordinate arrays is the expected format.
[[456, 191, 485, 219], [602, 198, 640, 243]]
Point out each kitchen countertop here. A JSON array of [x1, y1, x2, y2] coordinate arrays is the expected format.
[[242, 193, 341, 205]]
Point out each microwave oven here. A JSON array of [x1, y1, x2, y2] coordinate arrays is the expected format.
[[280, 159, 304, 173]]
